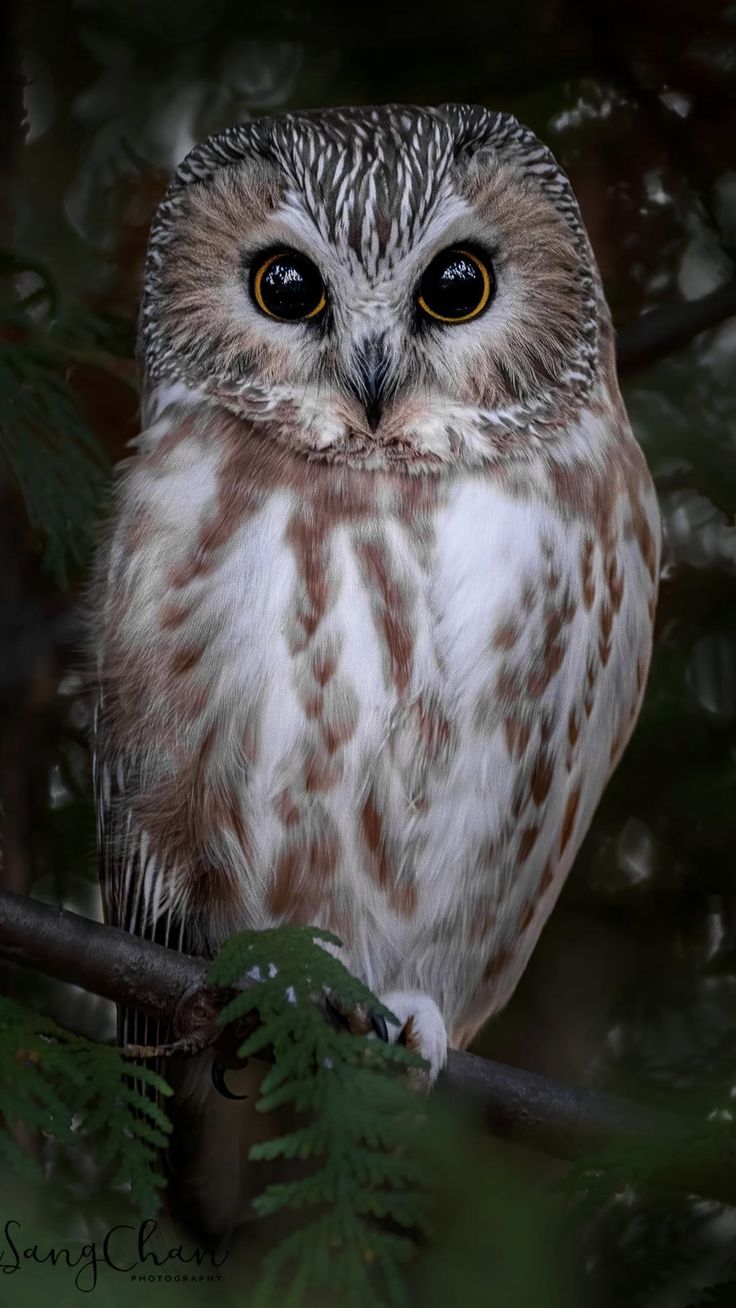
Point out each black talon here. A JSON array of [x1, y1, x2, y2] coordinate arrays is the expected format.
[[324, 996, 351, 1032], [211, 1058, 248, 1100], [370, 1011, 389, 1043], [323, 998, 389, 1042]]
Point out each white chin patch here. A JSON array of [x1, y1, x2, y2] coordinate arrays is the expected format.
[[406, 414, 453, 458], [289, 399, 347, 451]]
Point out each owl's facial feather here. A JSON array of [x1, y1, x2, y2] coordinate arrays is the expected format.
[[146, 105, 600, 467]]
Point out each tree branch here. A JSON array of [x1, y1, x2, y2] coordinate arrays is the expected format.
[[1, 887, 735, 1204], [616, 278, 736, 373]]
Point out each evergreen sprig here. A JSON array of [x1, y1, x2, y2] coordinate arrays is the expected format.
[[209, 925, 431, 1308], [0, 995, 171, 1213], [0, 252, 134, 585], [559, 1120, 736, 1215]]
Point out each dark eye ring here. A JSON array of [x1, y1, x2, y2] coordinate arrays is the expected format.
[[251, 250, 327, 323], [418, 247, 493, 324]]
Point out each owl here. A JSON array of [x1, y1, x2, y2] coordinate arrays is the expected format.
[[92, 103, 660, 1235]]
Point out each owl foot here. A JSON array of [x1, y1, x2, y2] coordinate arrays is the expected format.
[[379, 991, 448, 1088], [323, 995, 389, 1042], [211, 1058, 249, 1101], [124, 1032, 210, 1059]]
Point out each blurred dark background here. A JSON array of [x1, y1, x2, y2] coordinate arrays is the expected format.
[[1, 1, 736, 1304]]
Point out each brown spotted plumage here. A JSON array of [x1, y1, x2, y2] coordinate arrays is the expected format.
[[92, 103, 660, 1237]]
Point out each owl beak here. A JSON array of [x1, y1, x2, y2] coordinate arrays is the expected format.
[[354, 335, 390, 433], [364, 389, 383, 434]]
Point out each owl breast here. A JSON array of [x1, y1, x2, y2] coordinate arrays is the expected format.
[[99, 404, 658, 1049]]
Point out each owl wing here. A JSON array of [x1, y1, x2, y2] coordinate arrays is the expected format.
[[441, 463, 661, 1047]]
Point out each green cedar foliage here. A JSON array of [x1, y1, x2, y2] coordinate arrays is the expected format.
[[2, 921, 734, 1308], [0, 253, 133, 585], [209, 925, 431, 1308], [0, 995, 171, 1214]]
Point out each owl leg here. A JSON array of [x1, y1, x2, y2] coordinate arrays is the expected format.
[[323, 995, 389, 1042], [379, 991, 448, 1086]]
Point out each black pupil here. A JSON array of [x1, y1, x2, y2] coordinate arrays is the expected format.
[[257, 253, 323, 320], [420, 250, 486, 319]]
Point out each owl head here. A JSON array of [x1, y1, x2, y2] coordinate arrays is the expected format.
[[141, 104, 607, 466]]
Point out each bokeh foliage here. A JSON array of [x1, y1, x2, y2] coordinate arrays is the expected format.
[[1, 0, 735, 1304]]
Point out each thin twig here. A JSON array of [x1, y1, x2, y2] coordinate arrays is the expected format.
[[616, 278, 736, 372]]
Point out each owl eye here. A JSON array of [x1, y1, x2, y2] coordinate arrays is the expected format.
[[251, 250, 327, 322], [417, 248, 493, 324]]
